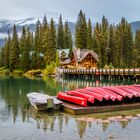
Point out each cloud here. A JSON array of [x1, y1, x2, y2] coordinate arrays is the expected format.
[[0, 0, 139, 23]]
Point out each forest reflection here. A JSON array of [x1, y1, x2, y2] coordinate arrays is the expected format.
[[29, 107, 140, 139], [57, 77, 139, 91], [0, 77, 140, 139]]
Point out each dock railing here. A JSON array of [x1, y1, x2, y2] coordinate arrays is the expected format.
[[62, 68, 140, 78]]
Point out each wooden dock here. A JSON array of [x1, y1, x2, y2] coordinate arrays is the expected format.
[[62, 68, 140, 80], [61, 102, 140, 115]]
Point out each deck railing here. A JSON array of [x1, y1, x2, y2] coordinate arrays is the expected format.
[[62, 68, 140, 77]]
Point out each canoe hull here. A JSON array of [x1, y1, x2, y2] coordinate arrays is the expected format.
[[27, 92, 63, 111], [57, 92, 87, 107]]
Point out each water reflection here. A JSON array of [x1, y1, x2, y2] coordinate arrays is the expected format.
[[0, 77, 140, 139], [56, 77, 139, 91], [28, 107, 140, 139]]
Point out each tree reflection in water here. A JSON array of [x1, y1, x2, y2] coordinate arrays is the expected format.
[[27, 107, 140, 138], [0, 77, 140, 139]]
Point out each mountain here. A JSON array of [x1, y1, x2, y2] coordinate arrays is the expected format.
[[0, 18, 75, 47], [0, 18, 38, 46], [0, 18, 139, 47], [130, 21, 140, 35]]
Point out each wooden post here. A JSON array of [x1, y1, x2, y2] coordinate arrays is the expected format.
[[128, 68, 130, 76], [92, 69, 93, 76], [123, 68, 125, 76], [47, 98, 54, 110], [105, 69, 107, 78], [118, 69, 120, 76], [114, 69, 115, 77]]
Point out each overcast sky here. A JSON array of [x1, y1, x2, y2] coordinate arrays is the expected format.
[[0, 0, 139, 23]]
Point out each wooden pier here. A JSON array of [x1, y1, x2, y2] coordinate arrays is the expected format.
[[62, 102, 140, 115], [62, 68, 140, 80]]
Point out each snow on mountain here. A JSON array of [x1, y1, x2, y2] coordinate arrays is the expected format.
[[0, 18, 41, 46], [13, 18, 38, 26], [0, 16, 138, 47], [0, 17, 75, 47]]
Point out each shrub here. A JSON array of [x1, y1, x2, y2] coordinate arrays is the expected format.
[[0, 68, 10, 76], [25, 69, 43, 77], [12, 70, 24, 76], [44, 62, 56, 75]]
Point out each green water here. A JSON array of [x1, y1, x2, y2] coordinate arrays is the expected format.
[[0, 77, 140, 140]]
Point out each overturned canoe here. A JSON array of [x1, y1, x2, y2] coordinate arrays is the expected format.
[[57, 85, 140, 107], [57, 92, 87, 106], [27, 92, 63, 111], [104, 86, 133, 99], [117, 86, 138, 97], [67, 90, 95, 103], [86, 87, 112, 101], [102, 88, 122, 101], [76, 89, 103, 101]]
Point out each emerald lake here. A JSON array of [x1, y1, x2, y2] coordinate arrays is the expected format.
[[0, 77, 140, 140]]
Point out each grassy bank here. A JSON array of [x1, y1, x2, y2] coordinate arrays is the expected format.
[[0, 67, 11, 76], [0, 62, 57, 78]]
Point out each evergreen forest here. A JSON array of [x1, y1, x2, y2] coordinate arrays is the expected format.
[[0, 10, 140, 73]]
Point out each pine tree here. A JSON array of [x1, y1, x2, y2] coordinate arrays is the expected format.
[[46, 18, 56, 65], [20, 27, 30, 72], [28, 31, 34, 69], [116, 18, 133, 68], [92, 22, 101, 67], [33, 20, 42, 69], [42, 14, 48, 29], [57, 15, 64, 49], [0, 47, 5, 67], [39, 15, 49, 68], [83, 14, 87, 48], [75, 10, 87, 49], [108, 24, 115, 66], [120, 17, 127, 67], [42, 15, 49, 65], [10, 24, 20, 70], [87, 18, 93, 49], [97, 16, 109, 68], [0, 49, 1, 67], [64, 21, 73, 57], [133, 30, 140, 67], [113, 26, 120, 67], [126, 24, 133, 68], [4, 32, 11, 68]]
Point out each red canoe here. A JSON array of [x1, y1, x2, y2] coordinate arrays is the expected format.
[[130, 85, 140, 90], [102, 88, 123, 101], [133, 85, 140, 88], [116, 86, 135, 98], [76, 89, 103, 101], [132, 85, 140, 90], [67, 90, 95, 103], [86, 87, 112, 101], [57, 92, 87, 106], [127, 86, 140, 97], [104, 86, 132, 99]]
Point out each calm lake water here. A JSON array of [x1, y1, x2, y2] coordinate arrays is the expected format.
[[0, 76, 140, 140]]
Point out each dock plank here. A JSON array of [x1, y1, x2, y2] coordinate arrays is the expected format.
[[61, 102, 140, 115]]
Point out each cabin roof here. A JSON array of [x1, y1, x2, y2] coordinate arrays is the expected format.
[[60, 58, 71, 65], [73, 48, 99, 62], [57, 49, 70, 59]]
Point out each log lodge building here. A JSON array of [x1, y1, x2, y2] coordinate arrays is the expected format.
[[58, 48, 99, 69]]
